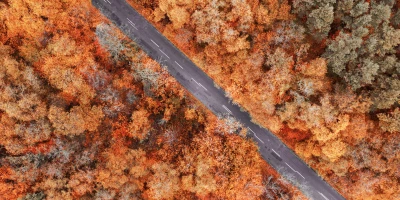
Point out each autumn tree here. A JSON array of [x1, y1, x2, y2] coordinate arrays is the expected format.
[[48, 105, 104, 136], [96, 144, 148, 199], [144, 163, 180, 199], [128, 108, 152, 140], [157, 0, 192, 29], [0, 50, 48, 122], [96, 23, 126, 60], [377, 108, 400, 133]]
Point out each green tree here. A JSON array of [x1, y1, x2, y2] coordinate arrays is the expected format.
[[307, 5, 334, 39], [323, 32, 362, 75], [322, 1, 400, 111]]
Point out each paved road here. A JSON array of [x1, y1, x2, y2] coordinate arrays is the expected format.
[[92, 0, 345, 199]]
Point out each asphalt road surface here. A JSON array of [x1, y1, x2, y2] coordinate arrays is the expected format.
[[92, 0, 346, 199]]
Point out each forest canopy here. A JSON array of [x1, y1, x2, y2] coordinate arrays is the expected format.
[[0, 0, 399, 199], [128, 0, 400, 199], [0, 0, 305, 199]]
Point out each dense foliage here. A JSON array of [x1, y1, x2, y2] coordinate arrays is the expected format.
[[0, 0, 304, 199], [128, 0, 400, 199]]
